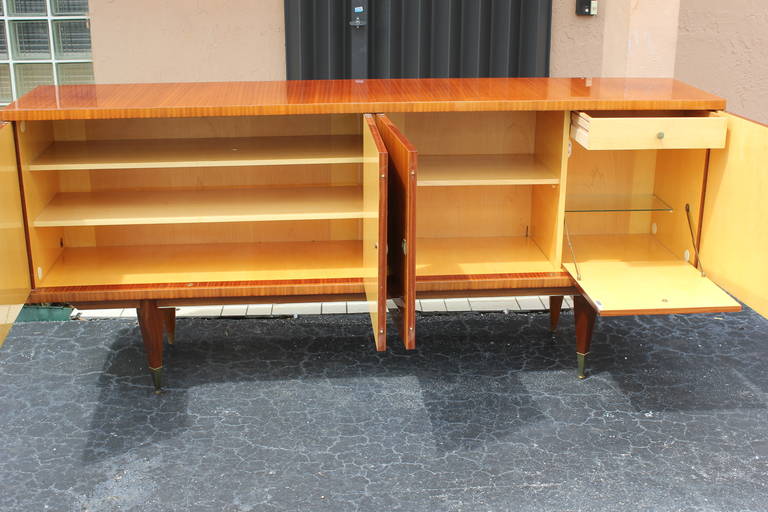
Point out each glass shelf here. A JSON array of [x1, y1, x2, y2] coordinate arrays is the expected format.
[[565, 194, 672, 213]]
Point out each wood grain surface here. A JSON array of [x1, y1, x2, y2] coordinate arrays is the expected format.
[[1, 78, 725, 121]]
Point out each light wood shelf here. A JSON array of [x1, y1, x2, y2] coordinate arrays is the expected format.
[[38, 240, 368, 287], [29, 135, 363, 171], [416, 236, 557, 276], [417, 154, 560, 186], [34, 186, 365, 227], [562, 234, 740, 315]]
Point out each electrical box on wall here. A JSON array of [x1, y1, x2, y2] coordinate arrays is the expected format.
[[576, 0, 598, 16]]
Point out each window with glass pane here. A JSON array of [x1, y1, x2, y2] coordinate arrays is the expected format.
[[0, 65, 12, 103], [11, 21, 50, 60], [52, 0, 88, 15], [53, 20, 91, 59], [57, 62, 93, 85], [0, 25, 8, 60], [15, 63, 53, 96], [8, 0, 47, 16]]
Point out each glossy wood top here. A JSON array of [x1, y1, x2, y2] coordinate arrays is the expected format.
[[1, 78, 725, 121]]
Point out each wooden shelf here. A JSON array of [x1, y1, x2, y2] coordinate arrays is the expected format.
[[34, 186, 366, 227], [38, 240, 368, 287], [563, 234, 740, 315], [417, 154, 560, 186], [416, 237, 557, 276], [29, 135, 363, 171]]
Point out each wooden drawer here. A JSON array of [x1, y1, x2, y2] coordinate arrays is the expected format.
[[571, 111, 727, 150]]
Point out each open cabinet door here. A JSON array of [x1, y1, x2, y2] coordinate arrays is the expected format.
[[362, 115, 388, 351], [374, 114, 417, 350], [700, 112, 768, 319], [0, 122, 31, 345]]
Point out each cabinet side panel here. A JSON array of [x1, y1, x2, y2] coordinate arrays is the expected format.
[[532, 111, 569, 265], [701, 112, 768, 318], [16, 122, 61, 286], [0, 124, 31, 345]]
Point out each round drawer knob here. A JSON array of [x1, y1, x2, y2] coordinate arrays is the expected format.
[[657, 131, 665, 140]]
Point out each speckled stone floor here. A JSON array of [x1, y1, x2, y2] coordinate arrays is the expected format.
[[1, 308, 767, 511]]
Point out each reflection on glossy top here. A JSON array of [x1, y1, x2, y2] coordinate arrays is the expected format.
[[0, 78, 725, 121]]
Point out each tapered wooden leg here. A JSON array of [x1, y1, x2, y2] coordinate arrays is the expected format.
[[161, 307, 176, 345], [573, 295, 597, 380], [137, 300, 165, 393], [549, 296, 564, 331]]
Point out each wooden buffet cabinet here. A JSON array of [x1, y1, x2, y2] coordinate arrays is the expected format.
[[0, 78, 766, 391]]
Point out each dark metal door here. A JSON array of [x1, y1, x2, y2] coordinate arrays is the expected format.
[[285, 0, 552, 80]]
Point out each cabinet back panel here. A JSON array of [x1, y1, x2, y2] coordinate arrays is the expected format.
[[391, 112, 535, 155], [52, 115, 362, 141], [566, 143, 657, 235], [61, 219, 362, 248], [57, 164, 362, 193], [417, 186, 531, 238]]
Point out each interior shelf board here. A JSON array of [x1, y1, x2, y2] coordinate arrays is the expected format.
[[565, 194, 672, 213], [562, 233, 740, 315], [416, 236, 557, 277], [417, 154, 560, 186], [38, 240, 368, 287], [29, 135, 363, 171], [34, 186, 366, 227]]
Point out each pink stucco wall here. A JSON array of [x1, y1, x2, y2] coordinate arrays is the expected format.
[[675, 0, 768, 124], [90, 0, 286, 83]]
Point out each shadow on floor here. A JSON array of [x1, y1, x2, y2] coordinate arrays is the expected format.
[[81, 308, 767, 463]]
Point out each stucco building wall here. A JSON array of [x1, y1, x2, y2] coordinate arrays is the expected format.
[[90, 0, 287, 84], [675, 0, 768, 124], [550, 0, 679, 78]]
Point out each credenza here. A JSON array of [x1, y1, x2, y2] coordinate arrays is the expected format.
[[1, 78, 765, 392]]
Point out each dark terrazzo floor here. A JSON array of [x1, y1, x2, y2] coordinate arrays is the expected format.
[[1, 307, 768, 511]]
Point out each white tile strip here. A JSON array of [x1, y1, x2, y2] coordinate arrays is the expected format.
[[272, 302, 321, 316], [321, 302, 347, 314], [246, 304, 273, 316], [221, 305, 248, 316], [468, 297, 521, 312], [346, 301, 370, 314], [444, 298, 471, 312], [516, 296, 546, 311], [78, 308, 123, 319], [74, 295, 575, 320], [176, 306, 223, 318], [420, 299, 447, 312]]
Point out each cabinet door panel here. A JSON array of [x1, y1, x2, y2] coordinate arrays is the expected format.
[[362, 115, 388, 350], [0, 123, 31, 345], [700, 112, 768, 318], [375, 114, 416, 350], [563, 234, 741, 316]]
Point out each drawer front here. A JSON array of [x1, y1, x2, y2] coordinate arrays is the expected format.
[[571, 112, 727, 150]]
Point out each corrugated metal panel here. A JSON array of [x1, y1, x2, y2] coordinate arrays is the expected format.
[[285, 0, 551, 80]]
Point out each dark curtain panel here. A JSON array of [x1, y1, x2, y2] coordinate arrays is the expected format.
[[285, 0, 551, 80]]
